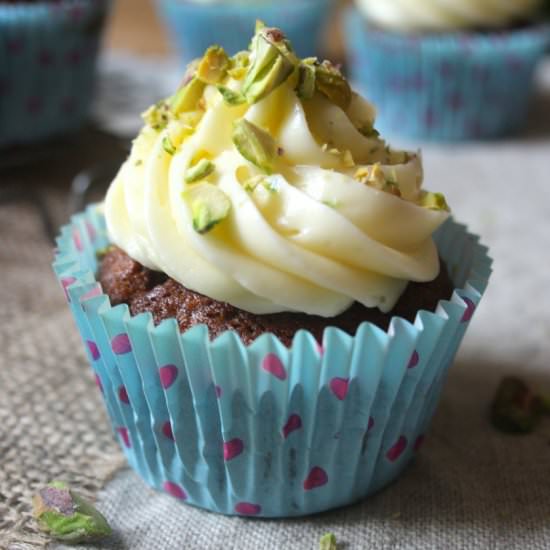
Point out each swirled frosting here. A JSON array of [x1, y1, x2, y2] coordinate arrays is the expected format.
[[105, 25, 450, 317], [355, 0, 543, 32]]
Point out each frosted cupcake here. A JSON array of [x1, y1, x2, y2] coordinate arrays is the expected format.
[[53, 23, 492, 517], [346, 0, 550, 140], [0, 0, 110, 147]]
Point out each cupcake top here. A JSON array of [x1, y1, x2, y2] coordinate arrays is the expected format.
[[105, 23, 450, 317], [355, 0, 544, 32]]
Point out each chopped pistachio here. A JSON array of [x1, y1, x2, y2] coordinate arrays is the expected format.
[[315, 60, 352, 111], [162, 136, 177, 155], [255, 19, 266, 34], [217, 85, 247, 106], [185, 158, 215, 183], [491, 377, 542, 434], [171, 77, 206, 115], [418, 191, 449, 211], [228, 51, 250, 80], [242, 26, 296, 104], [342, 150, 354, 168], [197, 45, 230, 85], [232, 118, 277, 174], [134, 159, 143, 167], [319, 532, 337, 550], [182, 183, 231, 234], [358, 123, 380, 139], [262, 177, 280, 193], [322, 199, 340, 209], [142, 100, 171, 131], [95, 245, 114, 260], [32, 481, 112, 543], [296, 61, 316, 100]]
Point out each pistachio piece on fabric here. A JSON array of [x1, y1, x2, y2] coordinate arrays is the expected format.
[[182, 183, 231, 234], [232, 118, 277, 174], [32, 481, 112, 543], [319, 532, 337, 550]]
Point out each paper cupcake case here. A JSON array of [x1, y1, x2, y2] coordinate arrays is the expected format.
[[155, 0, 331, 64], [345, 9, 550, 141], [0, 0, 110, 147], [53, 206, 491, 517]]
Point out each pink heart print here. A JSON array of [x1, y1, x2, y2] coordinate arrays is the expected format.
[[235, 502, 261, 516], [159, 364, 179, 389], [163, 481, 187, 500], [329, 377, 349, 401], [303, 466, 328, 491], [223, 438, 244, 461], [282, 414, 302, 439], [262, 353, 287, 381], [386, 436, 408, 462], [116, 427, 131, 448], [408, 350, 419, 369], [118, 385, 130, 404], [461, 297, 476, 322], [111, 333, 131, 355], [162, 421, 174, 441]]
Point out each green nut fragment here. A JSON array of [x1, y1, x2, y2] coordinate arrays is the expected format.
[[358, 123, 380, 139], [183, 183, 231, 234], [491, 377, 543, 434], [95, 245, 114, 261], [185, 158, 215, 183], [142, 99, 172, 131], [296, 61, 316, 100], [197, 45, 230, 85], [315, 60, 352, 111], [162, 136, 177, 156], [320, 532, 337, 550], [242, 26, 296, 105], [32, 481, 112, 543], [171, 77, 206, 115], [228, 51, 250, 80], [232, 118, 277, 174], [418, 191, 449, 211], [217, 85, 247, 106]]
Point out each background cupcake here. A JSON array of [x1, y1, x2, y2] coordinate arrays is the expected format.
[[155, 0, 332, 64], [345, 0, 550, 141], [0, 0, 110, 148]]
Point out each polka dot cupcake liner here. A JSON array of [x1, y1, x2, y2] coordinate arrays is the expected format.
[[155, 0, 332, 66], [345, 8, 550, 141], [53, 206, 492, 517], [0, 0, 110, 148]]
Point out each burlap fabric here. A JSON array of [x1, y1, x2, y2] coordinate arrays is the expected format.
[[1, 57, 550, 550]]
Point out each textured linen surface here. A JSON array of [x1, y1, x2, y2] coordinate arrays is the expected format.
[[0, 54, 549, 550]]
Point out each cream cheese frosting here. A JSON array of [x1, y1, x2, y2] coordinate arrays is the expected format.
[[355, 0, 543, 32], [105, 24, 450, 317]]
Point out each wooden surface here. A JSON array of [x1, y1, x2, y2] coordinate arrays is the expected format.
[[104, 0, 347, 60]]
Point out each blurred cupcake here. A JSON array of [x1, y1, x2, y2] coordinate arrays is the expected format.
[[0, 0, 110, 148], [345, 0, 550, 141], [155, 0, 331, 63], [54, 24, 492, 517]]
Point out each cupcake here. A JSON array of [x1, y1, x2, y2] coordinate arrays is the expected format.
[[0, 0, 110, 148], [155, 0, 331, 63], [53, 23, 492, 517], [345, 0, 550, 141]]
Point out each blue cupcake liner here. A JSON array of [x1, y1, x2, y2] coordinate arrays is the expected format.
[[0, 0, 110, 148], [155, 0, 332, 65], [53, 206, 491, 517], [345, 8, 550, 141]]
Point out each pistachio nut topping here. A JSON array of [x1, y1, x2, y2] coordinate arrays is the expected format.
[[32, 481, 112, 543], [232, 118, 277, 174], [105, 23, 451, 317]]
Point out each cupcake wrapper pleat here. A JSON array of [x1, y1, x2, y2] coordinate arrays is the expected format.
[[345, 8, 550, 141], [53, 206, 492, 517]]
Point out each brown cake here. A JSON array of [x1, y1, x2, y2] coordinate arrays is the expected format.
[[99, 246, 454, 346]]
